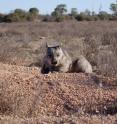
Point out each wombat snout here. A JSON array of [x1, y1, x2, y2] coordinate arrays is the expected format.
[[52, 60, 57, 65]]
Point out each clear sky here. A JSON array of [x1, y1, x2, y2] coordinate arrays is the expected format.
[[0, 0, 116, 14]]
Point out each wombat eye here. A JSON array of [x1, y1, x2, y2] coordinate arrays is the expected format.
[[48, 55, 52, 58], [57, 54, 59, 57]]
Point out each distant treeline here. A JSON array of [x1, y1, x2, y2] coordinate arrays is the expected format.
[[0, 2, 117, 22], [0, 8, 39, 22]]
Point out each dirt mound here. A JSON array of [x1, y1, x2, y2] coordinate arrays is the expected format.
[[0, 63, 117, 123]]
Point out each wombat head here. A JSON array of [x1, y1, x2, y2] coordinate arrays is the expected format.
[[46, 43, 64, 66]]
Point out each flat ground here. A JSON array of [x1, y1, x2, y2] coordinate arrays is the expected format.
[[0, 21, 117, 124]]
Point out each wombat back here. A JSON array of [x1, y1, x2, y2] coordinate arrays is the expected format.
[[72, 55, 92, 73]]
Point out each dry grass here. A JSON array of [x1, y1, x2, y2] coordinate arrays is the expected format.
[[0, 21, 117, 77]]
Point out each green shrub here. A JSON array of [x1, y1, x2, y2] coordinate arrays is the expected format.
[[0, 14, 4, 22], [28, 8, 39, 21], [3, 9, 28, 22], [55, 16, 64, 22], [2, 8, 40, 22], [98, 11, 110, 20], [42, 15, 54, 22], [51, 4, 67, 22], [70, 8, 78, 18]]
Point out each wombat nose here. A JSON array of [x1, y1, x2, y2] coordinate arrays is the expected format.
[[52, 61, 57, 65]]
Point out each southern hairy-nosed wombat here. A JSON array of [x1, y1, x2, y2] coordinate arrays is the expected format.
[[41, 43, 92, 74]]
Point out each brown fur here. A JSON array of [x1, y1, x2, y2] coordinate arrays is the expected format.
[[41, 44, 92, 74]]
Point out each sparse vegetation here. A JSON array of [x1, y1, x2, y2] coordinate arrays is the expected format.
[[0, 21, 116, 77], [0, 1, 117, 124]]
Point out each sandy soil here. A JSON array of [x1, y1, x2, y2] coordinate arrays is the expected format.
[[0, 63, 117, 124]]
